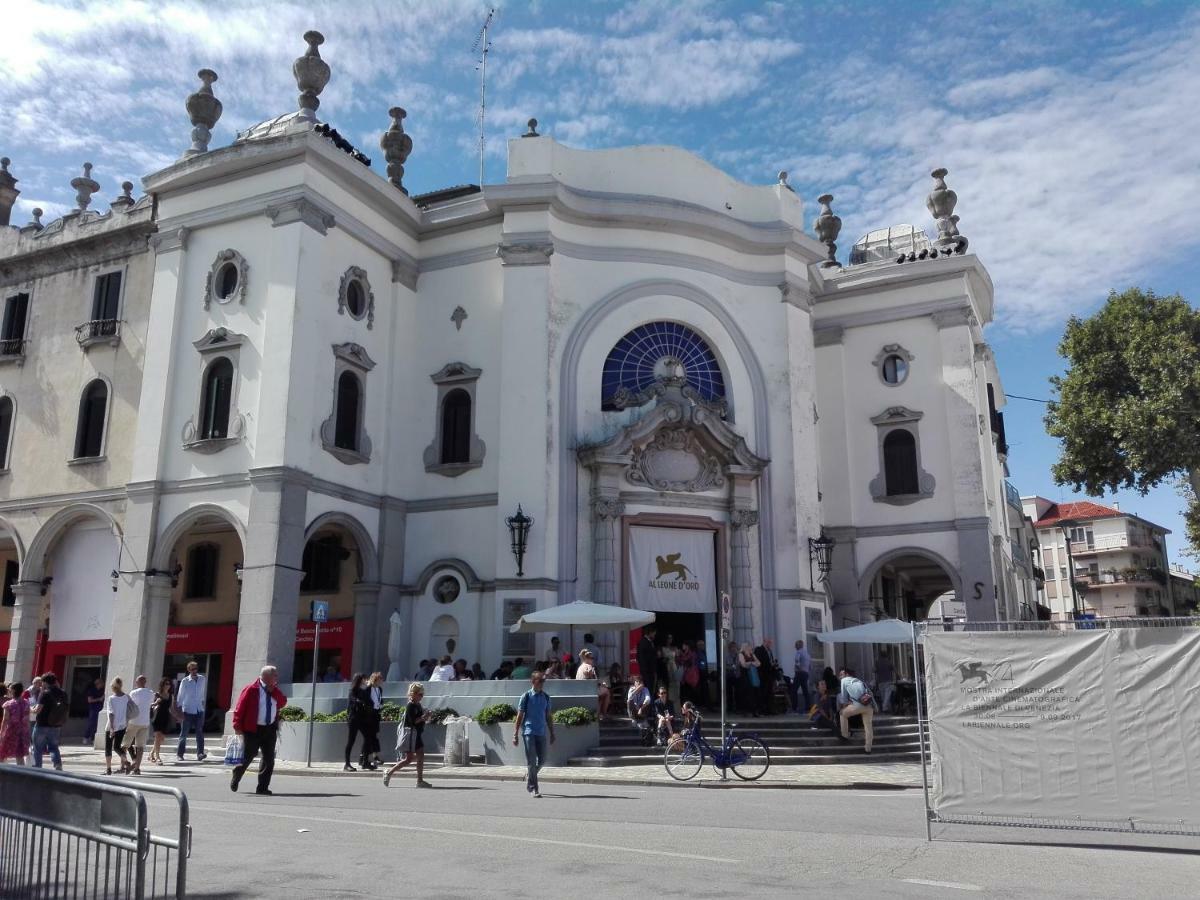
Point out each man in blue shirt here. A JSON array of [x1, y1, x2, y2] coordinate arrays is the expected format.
[[175, 661, 208, 761], [837, 667, 874, 754], [792, 640, 812, 713], [513, 671, 555, 797]]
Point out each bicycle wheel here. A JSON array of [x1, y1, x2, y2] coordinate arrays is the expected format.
[[729, 736, 770, 781], [664, 738, 703, 781]]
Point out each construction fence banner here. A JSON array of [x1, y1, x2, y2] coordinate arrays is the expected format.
[[628, 526, 716, 614], [924, 626, 1200, 828]]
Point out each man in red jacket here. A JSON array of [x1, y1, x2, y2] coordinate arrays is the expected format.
[[230, 665, 288, 796]]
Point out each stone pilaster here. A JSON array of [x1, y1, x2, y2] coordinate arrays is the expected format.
[[351, 582, 381, 675], [235, 475, 308, 690], [591, 497, 625, 669], [4, 583, 45, 683], [729, 509, 759, 646], [590, 498, 624, 606]]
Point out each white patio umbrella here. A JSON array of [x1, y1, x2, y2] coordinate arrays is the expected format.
[[509, 601, 656, 667], [385, 610, 404, 682], [816, 618, 921, 644], [508, 600, 655, 633]]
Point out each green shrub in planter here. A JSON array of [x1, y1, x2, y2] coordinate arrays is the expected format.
[[426, 707, 460, 725], [379, 702, 404, 722], [311, 710, 348, 723], [475, 703, 517, 725], [551, 706, 597, 726], [278, 706, 307, 722]]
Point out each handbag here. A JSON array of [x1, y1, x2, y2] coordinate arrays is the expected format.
[[224, 735, 245, 767], [748, 665, 760, 688], [395, 725, 413, 755]]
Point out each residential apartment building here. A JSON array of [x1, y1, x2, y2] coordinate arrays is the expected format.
[[1169, 565, 1199, 615], [1022, 498, 1173, 618]]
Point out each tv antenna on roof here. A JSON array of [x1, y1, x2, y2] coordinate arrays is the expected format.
[[473, 7, 495, 187]]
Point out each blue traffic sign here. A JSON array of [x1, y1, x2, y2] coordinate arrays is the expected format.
[[311, 600, 330, 623]]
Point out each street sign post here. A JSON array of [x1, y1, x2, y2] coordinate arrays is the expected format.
[[306, 600, 330, 768], [719, 590, 731, 781]]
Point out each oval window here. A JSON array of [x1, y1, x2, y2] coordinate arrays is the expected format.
[[346, 280, 366, 318], [216, 262, 239, 301], [881, 354, 909, 385], [433, 575, 460, 604]]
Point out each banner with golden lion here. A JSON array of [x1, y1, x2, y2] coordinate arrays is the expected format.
[[628, 526, 716, 613]]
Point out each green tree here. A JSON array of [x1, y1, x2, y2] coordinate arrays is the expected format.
[[1045, 288, 1200, 554]]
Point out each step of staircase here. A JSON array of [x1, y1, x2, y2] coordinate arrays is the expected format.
[[570, 714, 924, 767], [567, 749, 922, 767]]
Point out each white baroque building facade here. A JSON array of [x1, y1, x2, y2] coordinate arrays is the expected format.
[[0, 36, 1038, 714]]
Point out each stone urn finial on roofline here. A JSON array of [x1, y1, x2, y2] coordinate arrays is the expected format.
[[70, 162, 101, 212], [813, 193, 842, 268], [380, 107, 414, 194], [184, 68, 223, 158], [294, 31, 331, 122], [927, 167, 967, 251]]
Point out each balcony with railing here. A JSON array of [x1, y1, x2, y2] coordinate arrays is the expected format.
[[1075, 567, 1168, 588], [0, 337, 27, 364], [75, 318, 122, 349], [1068, 532, 1152, 555], [1004, 480, 1022, 512]]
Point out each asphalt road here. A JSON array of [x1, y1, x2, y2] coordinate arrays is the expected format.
[[138, 765, 1196, 900]]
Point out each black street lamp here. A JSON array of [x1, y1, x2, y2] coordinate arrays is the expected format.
[[505, 504, 534, 577], [808, 532, 836, 590]]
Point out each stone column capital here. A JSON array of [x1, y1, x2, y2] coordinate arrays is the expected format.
[[729, 509, 759, 529], [10, 582, 45, 604], [591, 498, 626, 521]]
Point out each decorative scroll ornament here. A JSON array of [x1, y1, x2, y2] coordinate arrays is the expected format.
[[628, 427, 726, 493]]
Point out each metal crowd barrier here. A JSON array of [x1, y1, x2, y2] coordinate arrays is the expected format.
[[0, 766, 190, 899]]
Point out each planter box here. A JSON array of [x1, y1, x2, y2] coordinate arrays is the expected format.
[[474, 722, 597, 766], [275, 720, 596, 766]]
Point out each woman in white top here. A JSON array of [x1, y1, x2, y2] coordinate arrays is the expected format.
[[104, 677, 132, 775], [575, 649, 610, 719], [428, 655, 456, 682]]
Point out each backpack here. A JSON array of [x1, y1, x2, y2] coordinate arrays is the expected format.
[[46, 687, 70, 727]]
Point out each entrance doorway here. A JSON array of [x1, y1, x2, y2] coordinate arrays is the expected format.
[[66, 655, 106, 718], [163, 651, 225, 731]]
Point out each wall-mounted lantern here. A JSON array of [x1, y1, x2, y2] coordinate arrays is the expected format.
[[505, 505, 534, 577], [807, 532, 836, 590]]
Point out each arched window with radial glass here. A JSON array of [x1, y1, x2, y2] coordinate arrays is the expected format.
[[334, 371, 362, 451], [601, 321, 725, 410], [199, 357, 234, 440], [74, 379, 108, 459], [883, 429, 919, 496], [0, 396, 13, 470], [440, 389, 472, 464]]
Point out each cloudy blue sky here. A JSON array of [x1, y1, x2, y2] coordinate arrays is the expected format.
[[3, 0, 1199, 558]]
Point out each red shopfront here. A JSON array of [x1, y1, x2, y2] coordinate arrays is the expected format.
[[163, 618, 355, 710], [293, 619, 354, 683]]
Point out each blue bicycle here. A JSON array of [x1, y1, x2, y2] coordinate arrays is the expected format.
[[663, 715, 770, 781]]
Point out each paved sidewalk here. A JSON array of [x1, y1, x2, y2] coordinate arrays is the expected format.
[[45, 744, 922, 789], [272, 758, 923, 789]]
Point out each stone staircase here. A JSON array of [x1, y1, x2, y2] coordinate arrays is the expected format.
[[567, 713, 923, 767]]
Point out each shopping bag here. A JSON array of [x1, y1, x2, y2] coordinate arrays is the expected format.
[[224, 735, 245, 767]]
